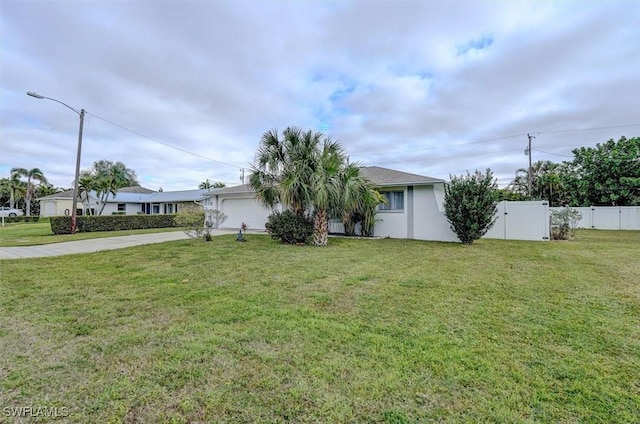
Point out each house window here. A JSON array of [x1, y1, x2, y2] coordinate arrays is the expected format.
[[117, 203, 126, 212], [379, 191, 404, 211]]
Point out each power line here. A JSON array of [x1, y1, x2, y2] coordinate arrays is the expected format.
[[86, 112, 244, 170], [353, 123, 639, 158]]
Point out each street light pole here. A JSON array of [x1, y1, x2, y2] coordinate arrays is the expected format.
[[27, 92, 85, 234]]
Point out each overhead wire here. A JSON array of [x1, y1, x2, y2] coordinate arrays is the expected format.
[[86, 112, 245, 170]]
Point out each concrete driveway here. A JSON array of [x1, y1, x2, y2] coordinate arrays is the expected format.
[[0, 231, 235, 260]]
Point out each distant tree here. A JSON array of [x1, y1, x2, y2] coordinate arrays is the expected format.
[[444, 169, 499, 245], [199, 179, 226, 189], [8, 168, 27, 210], [494, 188, 527, 202], [563, 136, 639, 206], [80, 160, 139, 215], [0, 178, 10, 206], [11, 167, 48, 216], [199, 179, 213, 189]]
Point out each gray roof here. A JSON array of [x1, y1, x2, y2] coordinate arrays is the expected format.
[[38, 190, 76, 200], [117, 186, 156, 194], [104, 189, 213, 203], [204, 184, 253, 196], [359, 166, 444, 187]]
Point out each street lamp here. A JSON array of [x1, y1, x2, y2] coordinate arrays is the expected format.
[[27, 91, 85, 234]]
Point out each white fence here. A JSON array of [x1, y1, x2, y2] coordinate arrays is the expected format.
[[550, 206, 640, 230], [485, 201, 550, 241]]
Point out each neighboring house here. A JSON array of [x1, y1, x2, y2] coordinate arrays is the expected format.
[[38, 190, 99, 217], [98, 187, 211, 215], [38, 186, 213, 217]]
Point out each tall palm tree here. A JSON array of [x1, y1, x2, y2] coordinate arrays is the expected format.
[[96, 164, 130, 215], [250, 127, 320, 215], [78, 175, 96, 215], [251, 127, 363, 246], [11, 167, 48, 216], [8, 168, 26, 210]]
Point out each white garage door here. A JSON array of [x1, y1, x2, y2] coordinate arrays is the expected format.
[[219, 197, 272, 230]]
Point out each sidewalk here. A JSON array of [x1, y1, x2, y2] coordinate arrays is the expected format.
[[0, 230, 238, 260]]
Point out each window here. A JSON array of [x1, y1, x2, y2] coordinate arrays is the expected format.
[[117, 203, 126, 212], [379, 191, 404, 211]]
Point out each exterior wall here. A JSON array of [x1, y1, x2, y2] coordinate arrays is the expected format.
[[40, 198, 98, 217], [412, 185, 459, 242], [40, 199, 72, 217], [101, 202, 142, 215], [205, 194, 278, 230]]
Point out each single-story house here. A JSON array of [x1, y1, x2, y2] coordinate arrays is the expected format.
[[38, 186, 213, 217], [201, 166, 459, 242]]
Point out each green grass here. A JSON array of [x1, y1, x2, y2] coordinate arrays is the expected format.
[[1, 230, 638, 423], [0, 221, 182, 247]]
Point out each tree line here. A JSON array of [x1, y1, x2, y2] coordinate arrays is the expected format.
[[501, 136, 639, 207]]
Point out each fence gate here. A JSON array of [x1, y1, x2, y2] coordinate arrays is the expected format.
[[484, 201, 550, 241]]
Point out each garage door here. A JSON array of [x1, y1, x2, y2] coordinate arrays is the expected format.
[[219, 197, 272, 230]]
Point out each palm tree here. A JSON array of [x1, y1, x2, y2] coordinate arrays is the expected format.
[[11, 167, 48, 216], [250, 127, 319, 216], [8, 168, 26, 210], [78, 175, 96, 215], [250, 127, 344, 245], [95, 164, 130, 215], [509, 160, 558, 200], [199, 179, 213, 189], [338, 164, 383, 236]]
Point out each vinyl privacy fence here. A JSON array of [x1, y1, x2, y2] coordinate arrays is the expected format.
[[550, 206, 640, 230]]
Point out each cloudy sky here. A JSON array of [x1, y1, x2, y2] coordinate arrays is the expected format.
[[2, 0, 639, 191]]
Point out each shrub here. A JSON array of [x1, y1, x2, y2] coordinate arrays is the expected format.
[[265, 210, 313, 244], [204, 209, 228, 229], [550, 206, 582, 240], [444, 169, 499, 244], [175, 212, 212, 241]]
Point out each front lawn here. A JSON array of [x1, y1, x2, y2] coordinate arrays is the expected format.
[[0, 221, 182, 247], [0, 231, 638, 422]]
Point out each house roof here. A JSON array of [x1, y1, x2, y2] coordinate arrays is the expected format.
[[38, 190, 98, 201], [103, 188, 213, 203], [359, 166, 444, 187], [117, 186, 156, 194]]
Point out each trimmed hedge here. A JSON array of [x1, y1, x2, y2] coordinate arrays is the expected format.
[[1, 216, 41, 223], [50, 213, 194, 235]]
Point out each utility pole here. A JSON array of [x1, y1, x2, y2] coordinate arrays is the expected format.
[[525, 133, 535, 199], [240, 168, 245, 185]]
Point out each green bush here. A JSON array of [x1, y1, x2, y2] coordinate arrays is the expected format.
[[265, 210, 313, 245], [550, 207, 582, 240], [50, 214, 184, 235], [444, 169, 499, 244]]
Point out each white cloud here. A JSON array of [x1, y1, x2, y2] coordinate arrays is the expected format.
[[1, 0, 638, 191]]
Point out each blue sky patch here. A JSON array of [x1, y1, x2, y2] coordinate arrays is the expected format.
[[456, 35, 494, 55]]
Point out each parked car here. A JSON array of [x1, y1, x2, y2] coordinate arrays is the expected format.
[[0, 207, 24, 217]]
